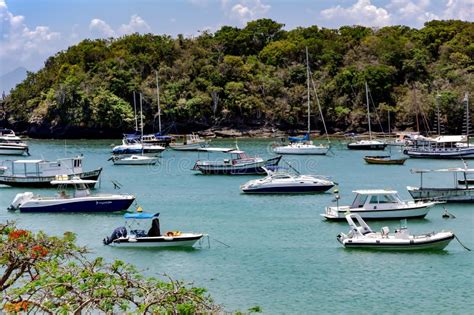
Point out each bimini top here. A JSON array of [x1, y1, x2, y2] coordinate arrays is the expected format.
[[353, 189, 398, 195], [124, 212, 160, 219], [411, 168, 474, 174]]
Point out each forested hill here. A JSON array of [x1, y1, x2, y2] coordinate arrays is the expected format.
[[1, 19, 473, 138]]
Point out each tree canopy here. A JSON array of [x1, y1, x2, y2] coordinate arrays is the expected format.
[[2, 19, 473, 137]]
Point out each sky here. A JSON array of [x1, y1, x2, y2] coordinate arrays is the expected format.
[[0, 0, 473, 74]]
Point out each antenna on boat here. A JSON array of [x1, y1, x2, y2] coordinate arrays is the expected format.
[[284, 160, 300, 175]]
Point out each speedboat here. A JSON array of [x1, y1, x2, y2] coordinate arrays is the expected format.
[[337, 213, 454, 250], [241, 167, 335, 193], [8, 178, 135, 213], [169, 134, 208, 151], [110, 155, 158, 165], [321, 189, 435, 220], [103, 212, 204, 248], [0, 156, 102, 188], [0, 128, 29, 155], [347, 139, 387, 150], [192, 148, 281, 175]]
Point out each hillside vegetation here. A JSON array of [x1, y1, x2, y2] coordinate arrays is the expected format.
[[2, 19, 473, 137]]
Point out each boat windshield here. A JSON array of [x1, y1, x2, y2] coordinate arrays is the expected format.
[[378, 194, 399, 203], [351, 194, 368, 208]]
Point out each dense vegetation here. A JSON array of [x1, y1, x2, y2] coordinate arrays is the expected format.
[[1, 19, 473, 137], [0, 222, 222, 313]]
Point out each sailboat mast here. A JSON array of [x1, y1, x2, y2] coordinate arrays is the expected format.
[[365, 82, 372, 140], [465, 92, 470, 145], [436, 93, 441, 136], [140, 93, 144, 142], [306, 47, 311, 135], [156, 70, 162, 134], [133, 91, 138, 132]]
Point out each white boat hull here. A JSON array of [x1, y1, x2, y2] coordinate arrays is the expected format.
[[272, 144, 329, 155], [338, 232, 454, 250], [0, 146, 28, 155], [322, 203, 434, 220], [112, 155, 158, 165], [170, 143, 206, 151], [110, 233, 203, 248]]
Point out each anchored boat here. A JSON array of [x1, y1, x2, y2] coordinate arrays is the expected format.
[[337, 213, 454, 250], [0, 128, 29, 155], [103, 212, 204, 248], [169, 134, 208, 151], [322, 189, 435, 220], [192, 148, 281, 175], [0, 156, 102, 188], [8, 178, 135, 213], [363, 155, 407, 165], [407, 166, 474, 202], [241, 167, 335, 193], [110, 154, 158, 165]]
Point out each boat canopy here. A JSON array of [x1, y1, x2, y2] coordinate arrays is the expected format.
[[13, 159, 43, 164], [124, 212, 159, 219], [410, 168, 474, 174], [353, 189, 398, 195], [288, 133, 309, 142]]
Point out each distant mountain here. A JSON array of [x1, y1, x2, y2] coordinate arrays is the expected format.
[[0, 67, 28, 95]]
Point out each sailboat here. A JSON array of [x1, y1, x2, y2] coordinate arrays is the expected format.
[[272, 48, 330, 155], [111, 93, 159, 165], [347, 82, 387, 150]]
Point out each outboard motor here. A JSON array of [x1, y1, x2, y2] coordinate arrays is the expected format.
[[103, 226, 127, 245], [8, 192, 34, 210]]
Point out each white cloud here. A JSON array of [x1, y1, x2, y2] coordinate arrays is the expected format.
[[89, 18, 116, 37], [118, 14, 151, 35], [222, 0, 271, 25], [442, 0, 474, 21], [0, 0, 61, 72], [321, 0, 391, 27], [386, 0, 439, 26]]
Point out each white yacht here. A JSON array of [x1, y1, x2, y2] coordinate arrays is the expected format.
[[241, 168, 334, 193], [110, 154, 158, 165], [0, 128, 29, 155], [337, 213, 454, 250], [322, 189, 435, 220]]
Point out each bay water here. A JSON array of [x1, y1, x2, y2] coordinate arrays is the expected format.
[[0, 139, 473, 313]]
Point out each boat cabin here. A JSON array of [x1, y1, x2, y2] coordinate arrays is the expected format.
[[5, 156, 84, 177], [50, 177, 96, 198], [350, 190, 403, 209]]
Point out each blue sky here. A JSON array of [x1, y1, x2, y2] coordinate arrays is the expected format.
[[1, 0, 473, 74]]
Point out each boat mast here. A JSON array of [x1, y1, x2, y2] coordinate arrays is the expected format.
[[155, 70, 162, 134], [306, 46, 311, 135], [436, 93, 441, 136], [365, 82, 372, 140], [133, 91, 138, 132], [140, 93, 144, 142], [465, 92, 470, 145]]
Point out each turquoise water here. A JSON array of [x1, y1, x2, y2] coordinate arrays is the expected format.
[[0, 139, 473, 313]]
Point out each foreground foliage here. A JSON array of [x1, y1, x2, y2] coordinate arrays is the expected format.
[[0, 222, 221, 313], [2, 19, 473, 136]]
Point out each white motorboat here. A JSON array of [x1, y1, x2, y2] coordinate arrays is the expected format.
[[407, 166, 474, 202], [110, 155, 158, 165], [8, 178, 135, 213], [0, 128, 29, 155], [347, 83, 387, 151], [103, 212, 204, 248], [112, 140, 165, 156], [241, 167, 335, 193], [170, 134, 208, 151], [321, 189, 435, 220], [337, 213, 455, 250]]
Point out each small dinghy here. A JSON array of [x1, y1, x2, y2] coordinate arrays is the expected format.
[[110, 154, 158, 165], [103, 212, 204, 248], [337, 213, 454, 250], [363, 155, 407, 165]]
